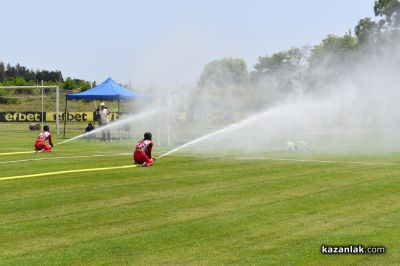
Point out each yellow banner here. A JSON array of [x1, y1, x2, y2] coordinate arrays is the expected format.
[[46, 112, 94, 122], [0, 112, 42, 122]]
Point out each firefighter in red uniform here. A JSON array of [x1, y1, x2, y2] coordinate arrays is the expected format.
[[133, 132, 156, 166], [34, 125, 54, 152]]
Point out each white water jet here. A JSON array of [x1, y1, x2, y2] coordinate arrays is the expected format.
[[157, 105, 291, 159], [56, 109, 159, 146]]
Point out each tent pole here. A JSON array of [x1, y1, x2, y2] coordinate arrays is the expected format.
[[56, 86, 60, 134], [63, 96, 68, 139], [118, 99, 121, 140]]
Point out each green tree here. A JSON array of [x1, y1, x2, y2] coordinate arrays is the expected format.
[[253, 52, 290, 74], [355, 17, 378, 44], [250, 51, 292, 91], [77, 79, 91, 91], [63, 77, 75, 90], [197, 58, 248, 89], [0, 62, 6, 82], [5, 63, 15, 79], [306, 34, 359, 91], [63, 77, 91, 91], [308, 34, 359, 73], [374, 0, 400, 29], [0, 61, 93, 101], [252, 47, 309, 76], [250, 47, 309, 97]]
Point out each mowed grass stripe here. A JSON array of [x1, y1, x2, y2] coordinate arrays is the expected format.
[[1, 157, 398, 265], [2, 176, 396, 264], [0, 157, 379, 216], [1, 124, 399, 265], [0, 157, 394, 219]]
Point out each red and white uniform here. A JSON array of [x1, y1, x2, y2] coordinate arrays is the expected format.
[[34, 131, 53, 152], [133, 139, 153, 166]]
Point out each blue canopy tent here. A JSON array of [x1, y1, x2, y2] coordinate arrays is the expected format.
[[63, 77, 141, 138], [66, 77, 140, 100]]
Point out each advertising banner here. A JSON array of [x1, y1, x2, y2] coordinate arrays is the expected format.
[[46, 112, 94, 122], [0, 112, 43, 122], [1, 111, 131, 122]]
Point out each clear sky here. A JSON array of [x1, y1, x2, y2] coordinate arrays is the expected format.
[[0, 0, 375, 88]]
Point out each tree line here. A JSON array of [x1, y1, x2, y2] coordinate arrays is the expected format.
[[196, 0, 400, 108], [0, 61, 93, 91]]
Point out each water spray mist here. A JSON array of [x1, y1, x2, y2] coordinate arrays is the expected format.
[[55, 109, 159, 146]]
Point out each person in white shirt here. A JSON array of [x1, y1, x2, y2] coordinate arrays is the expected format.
[[99, 102, 111, 141]]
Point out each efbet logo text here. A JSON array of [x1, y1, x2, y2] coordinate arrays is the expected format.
[[0, 112, 42, 122]]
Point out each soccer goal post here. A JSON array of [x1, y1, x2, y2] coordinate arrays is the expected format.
[[0, 85, 60, 134]]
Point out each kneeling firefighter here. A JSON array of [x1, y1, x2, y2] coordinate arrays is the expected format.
[[133, 132, 156, 167]]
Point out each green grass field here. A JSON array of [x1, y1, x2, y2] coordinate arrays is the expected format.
[[1, 123, 399, 265]]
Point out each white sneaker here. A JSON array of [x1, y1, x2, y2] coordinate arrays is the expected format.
[[38, 148, 45, 153], [141, 162, 147, 167]]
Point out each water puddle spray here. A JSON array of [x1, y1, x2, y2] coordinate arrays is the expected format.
[[55, 109, 159, 146]]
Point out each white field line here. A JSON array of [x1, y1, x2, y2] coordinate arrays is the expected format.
[[252, 157, 395, 165], [0, 152, 394, 182], [162, 154, 396, 166], [0, 153, 132, 164], [0, 164, 139, 181], [0, 150, 394, 166], [0, 151, 36, 156]]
